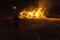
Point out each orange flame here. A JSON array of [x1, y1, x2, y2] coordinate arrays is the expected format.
[[18, 0, 51, 19], [18, 7, 46, 19]]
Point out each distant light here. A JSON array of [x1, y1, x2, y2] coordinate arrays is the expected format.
[[13, 6, 16, 10]]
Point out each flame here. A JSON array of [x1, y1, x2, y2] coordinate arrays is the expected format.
[[18, 7, 46, 19], [18, 0, 51, 19]]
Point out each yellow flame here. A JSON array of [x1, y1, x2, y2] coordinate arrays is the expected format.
[[18, 7, 46, 19], [18, 0, 51, 19]]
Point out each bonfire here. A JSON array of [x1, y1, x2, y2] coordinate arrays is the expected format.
[[18, 0, 51, 19]]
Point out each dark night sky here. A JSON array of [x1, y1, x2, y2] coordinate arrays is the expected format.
[[0, 0, 60, 17], [0, 0, 60, 8]]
